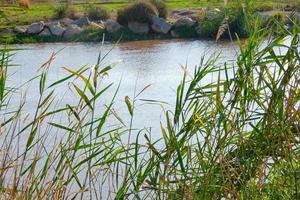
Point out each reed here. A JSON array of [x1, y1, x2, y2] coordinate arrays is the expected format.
[[0, 15, 299, 200]]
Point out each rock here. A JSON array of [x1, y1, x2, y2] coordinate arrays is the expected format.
[[60, 18, 74, 26], [173, 17, 195, 28], [171, 9, 202, 21], [206, 11, 222, 20], [72, 16, 90, 27], [128, 22, 149, 34], [63, 24, 83, 38], [284, 5, 295, 12], [105, 20, 122, 33], [27, 21, 44, 34], [13, 26, 27, 34], [47, 22, 65, 36], [39, 28, 52, 37], [151, 15, 171, 34]]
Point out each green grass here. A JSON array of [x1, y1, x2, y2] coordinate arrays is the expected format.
[[0, 0, 299, 29]]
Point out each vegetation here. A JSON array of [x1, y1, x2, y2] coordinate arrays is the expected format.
[[0, 13, 300, 199], [149, 0, 168, 18], [54, 4, 80, 19], [117, 1, 158, 24], [86, 5, 109, 21]]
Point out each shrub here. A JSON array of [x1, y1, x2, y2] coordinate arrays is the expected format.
[[117, 1, 158, 25], [198, 11, 224, 38], [54, 5, 79, 20], [117, 9, 127, 25], [86, 6, 109, 21], [228, 7, 250, 38], [149, 0, 168, 18]]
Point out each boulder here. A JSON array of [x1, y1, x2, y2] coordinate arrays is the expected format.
[[39, 28, 52, 37], [105, 20, 122, 33], [128, 22, 149, 34], [60, 18, 74, 26], [173, 17, 195, 28], [47, 22, 65, 36], [13, 26, 27, 34], [73, 16, 90, 27], [172, 9, 201, 21], [27, 21, 45, 34], [206, 11, 222, 20], [151, 16, 171, 34], [63, 24, 83, 38]]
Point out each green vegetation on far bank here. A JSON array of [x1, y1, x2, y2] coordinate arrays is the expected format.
[[1, 0, 299, 28], [0, 0, 299, 44]]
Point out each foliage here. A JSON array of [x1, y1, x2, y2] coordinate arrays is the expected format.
[[149, 0, 168, 18], [198, 10, 224, 38], [86, 5, 109, 21], [117, 0, 158, 24], [54, 4, 79, 19], [171, 25, 198, 38]]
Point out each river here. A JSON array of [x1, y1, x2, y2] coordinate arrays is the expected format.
[[9, 39, 239, 139]]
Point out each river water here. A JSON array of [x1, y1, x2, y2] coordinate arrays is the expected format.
[[9, 39, 239, 138]]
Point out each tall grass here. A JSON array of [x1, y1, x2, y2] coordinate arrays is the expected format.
[[0, 18, 299, 199]]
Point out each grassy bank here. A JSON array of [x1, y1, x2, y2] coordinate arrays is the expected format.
[[0, 16, 299, 199], [1, 0, 299, 28], [0, 1, 299, 29]]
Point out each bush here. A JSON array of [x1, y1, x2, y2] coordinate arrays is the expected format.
[[228, 7, 250, 38], [86, 6, 109, 21], [149, 0, 168, 18], [54, 5, 79, 20], [198, 11, 224, 38], [117, 1, 158, 25]]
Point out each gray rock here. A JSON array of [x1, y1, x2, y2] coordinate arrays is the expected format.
[[47, 22, 65, 36], [27, 21, 45, 34], [172, 9, 200, 20], [63, 24, 83, 38], [60, 18, 74, 26], [73, 16, 90, 27], [14, 26, 27, 34], [173, 17, 195, 28], [39, 28, 52, 37], [105, 20, 122, 33], [151, 16, 171, 34], [206, 11, 222, 20], [128, 21, 149, 34]]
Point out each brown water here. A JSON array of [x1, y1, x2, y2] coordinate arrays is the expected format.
[[10, 39, 239, 137]]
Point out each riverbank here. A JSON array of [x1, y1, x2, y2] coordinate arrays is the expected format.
[[1, 0, 299, 44]]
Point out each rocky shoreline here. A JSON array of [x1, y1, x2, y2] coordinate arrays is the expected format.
[[4, 9, 300, 44]]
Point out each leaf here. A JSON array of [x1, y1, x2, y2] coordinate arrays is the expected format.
[[125, 96, 133, 116], [73, 84, 93, 109]]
